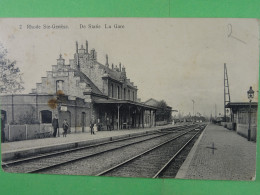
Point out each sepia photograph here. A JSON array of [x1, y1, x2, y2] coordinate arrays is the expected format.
[[0, 18, 258, 180]]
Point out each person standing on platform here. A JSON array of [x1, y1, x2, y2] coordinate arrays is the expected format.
[[90, 121, 95, 135], [106, 117, 111, 131], [62, 119, 69, 137], [93, 123, 97, 133], [1, 113, 5, 143], [52, 114, 59, 137]]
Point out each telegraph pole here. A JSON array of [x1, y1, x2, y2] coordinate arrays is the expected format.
[[224, 63, 231, 122], [192, 100, 195, 122]]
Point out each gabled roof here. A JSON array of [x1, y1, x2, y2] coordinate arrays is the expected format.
[[97, 62, 136, 88], [73, 69, 103, 96], [97, 62, 121, 80], [144, 98, 159, 106]]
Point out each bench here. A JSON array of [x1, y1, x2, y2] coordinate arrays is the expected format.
[[122, 123, 130, 129]]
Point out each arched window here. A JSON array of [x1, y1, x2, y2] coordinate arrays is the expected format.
[[56, 80, 64, 92], [40, 110, 52, 123], [132, 91, 135, 101]]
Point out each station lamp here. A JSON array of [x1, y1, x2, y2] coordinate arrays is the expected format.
[[247, 86, 254, 101], [247, 86, 254, 141]]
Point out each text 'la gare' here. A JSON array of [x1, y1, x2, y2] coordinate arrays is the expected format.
[[80, 24, 125, 29]]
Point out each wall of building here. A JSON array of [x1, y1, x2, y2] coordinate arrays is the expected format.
[[234, 107, 257, 125], [1, 94, 91, 141], [35, 59, 91, 100], [3, 124, 53, 142], [236, 124, 257, 141], [221, 106, 257, 141]]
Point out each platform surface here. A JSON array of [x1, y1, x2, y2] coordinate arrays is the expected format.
[[176, 124, 257, 181], [1, 124, 175, 153]]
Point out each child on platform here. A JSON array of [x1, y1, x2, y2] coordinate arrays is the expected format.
[[62, 119, 69, 137]]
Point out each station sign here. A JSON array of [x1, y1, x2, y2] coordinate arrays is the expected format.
[[60, 106, 68, 112]]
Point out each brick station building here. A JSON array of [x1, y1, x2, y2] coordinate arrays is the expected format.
[[0, 41, 157, 136]]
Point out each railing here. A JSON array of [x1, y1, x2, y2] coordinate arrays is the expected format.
[[3, 124, 53, 142]]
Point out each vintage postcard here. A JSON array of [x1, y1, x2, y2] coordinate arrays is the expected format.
[[0, 18, 258, 180]]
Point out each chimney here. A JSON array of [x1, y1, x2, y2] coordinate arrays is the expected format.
[[86, 40, 88, 53], [76, 41, 78, 53], [122, 66, 125, 72], [112, 63, 114, 69], [106, 54, 109, 66], [91, 49, 95, 58], [119, 62, 122, 71]]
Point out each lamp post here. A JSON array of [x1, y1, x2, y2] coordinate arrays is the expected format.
[[192, 100, 195, 123], [56, 93, 62, 137], [247, 86, 254, 141]]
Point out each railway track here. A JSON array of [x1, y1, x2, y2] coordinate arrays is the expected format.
[[96, 124, 206, 178], [3, 124, 198, 174]]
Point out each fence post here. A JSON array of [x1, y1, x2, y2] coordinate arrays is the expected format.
[[8, 125, 10, 141], [25, 125, 28, 140]]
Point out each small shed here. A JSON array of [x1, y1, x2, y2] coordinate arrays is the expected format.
[[226, 102, 258, 141]]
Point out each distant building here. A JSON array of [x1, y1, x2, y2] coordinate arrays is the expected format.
[[0, 41, 157, 141], [226, 102, 258, 141], [144, 98, 173, 125]]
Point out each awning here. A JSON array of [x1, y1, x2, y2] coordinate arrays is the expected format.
[[93, 98, 158, 110], [225, 102, 258, 108]]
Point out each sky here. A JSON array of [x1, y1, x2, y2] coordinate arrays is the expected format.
[[0, 18, 259, 117]]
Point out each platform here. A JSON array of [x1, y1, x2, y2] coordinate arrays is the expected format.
[[176, 124, 256, 181], [1, 124, 176, 161]]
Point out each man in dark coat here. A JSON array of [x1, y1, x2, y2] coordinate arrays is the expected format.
[[106, 117, 111, 131], [52, 114, 59, 137], [90, 121, 95, 135], [1, 113, 5, 143]]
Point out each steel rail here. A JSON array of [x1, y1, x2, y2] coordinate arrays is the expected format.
[[25, 127, 197, 173], [95, 127, 198, 176], [3, 130, 165, 166], [152, 128, 202, 178], [3, 124, 195, 167]]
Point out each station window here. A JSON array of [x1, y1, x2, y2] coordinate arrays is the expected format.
[[117, 86, 120, 99], [1, 110, 7, 124], [56, 80, 64, 92], [128, 89, 130, 100], [111, 84, 114, 98], [40, 110, 52, 123]]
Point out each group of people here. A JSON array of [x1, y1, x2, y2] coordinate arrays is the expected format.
[[52, 115, 70, 138], [52, 115, 98, 137], [1, 114, 101, 142], [90, 122, 98, 135]]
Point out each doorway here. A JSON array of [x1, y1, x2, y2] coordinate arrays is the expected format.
[[81, 112, 86, 132]]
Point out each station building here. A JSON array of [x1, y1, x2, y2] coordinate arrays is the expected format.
[[0, 41, 157, 139], [225, 102, 258, 141], [144, 98, 173, 126]]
